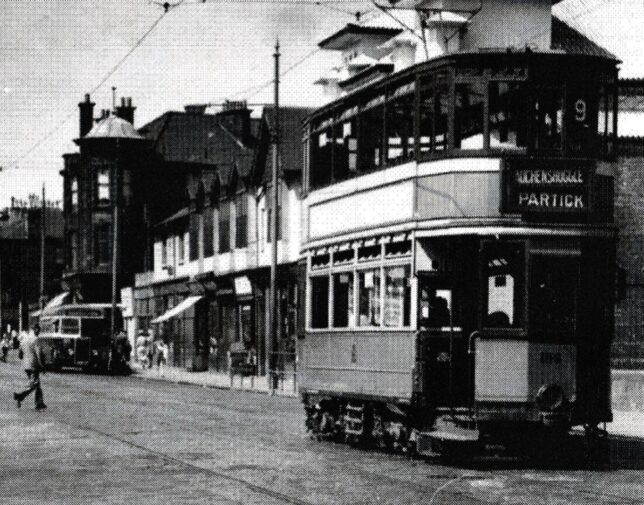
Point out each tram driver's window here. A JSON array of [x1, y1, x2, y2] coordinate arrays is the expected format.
[[455, 82, 485, 150], [419, 286, 453, 329], [485, 244, 524, 328], [332, 272, 354, 328], [489, 82, 526, 149], [310, 276, 329, 329]]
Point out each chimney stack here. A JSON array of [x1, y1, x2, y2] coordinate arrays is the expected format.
[[78, 93, 95, 137], [115, 96, 136, 125]]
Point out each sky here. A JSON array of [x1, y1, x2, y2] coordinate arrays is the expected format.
[[0, 0, 642, 208]]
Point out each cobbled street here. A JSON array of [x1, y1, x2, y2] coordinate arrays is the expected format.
[[1, 358, 643, 505]]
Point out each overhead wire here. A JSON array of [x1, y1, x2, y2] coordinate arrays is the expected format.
[[3, 9, 168, 171]]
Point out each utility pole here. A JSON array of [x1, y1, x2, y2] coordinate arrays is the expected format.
[[110, 141, 120, 339], [268, 39, 280, 393], [40, 184, 46, 311]]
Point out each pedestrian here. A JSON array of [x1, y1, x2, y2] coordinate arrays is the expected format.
[[13, 324, 47, 410], [146, 335, 154, 369], [136, 332, 149, 369], [1, 331, 10, 362], [155, 339, 168, 373]]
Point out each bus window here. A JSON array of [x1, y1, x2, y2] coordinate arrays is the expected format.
[[484, 243, 524, 328], [60, 318, 80, 335]]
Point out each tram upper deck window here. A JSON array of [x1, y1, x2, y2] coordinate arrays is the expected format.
[[311, 276, 329, 329], [358, 95, 385, 172], [435, 73, 450, 151], [489, 82, 527, 149], [484, 243, 524, 329], [386, 81, 415, 163], [311, 120, 333, 188], [383, 265, 411, 327], [358, 268, 381, 326], [529, 255, 578, 339], [333, 272, 354, 328], [418, 75, 434, 154], [530, 87, 563, 151], [598, 84, 616, 158], [333, 107, 358, 180], [455, 82, 485, 150], [566, 84, 597, 154]]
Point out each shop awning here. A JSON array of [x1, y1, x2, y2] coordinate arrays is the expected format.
[[151, 295, 202, 324], [31, 292, 71, 317]]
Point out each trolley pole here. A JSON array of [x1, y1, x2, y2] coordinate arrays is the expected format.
[[268, 39, 280, 393], [40, 184, 46, 311]]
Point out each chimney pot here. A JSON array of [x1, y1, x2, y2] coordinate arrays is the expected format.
[[78, 93, 95, 137]]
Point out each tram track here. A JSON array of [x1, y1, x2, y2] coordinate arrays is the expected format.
[[36, 371, 644, 505]]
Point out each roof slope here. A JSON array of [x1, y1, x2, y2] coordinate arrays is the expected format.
[[551, 16, 618, 60]]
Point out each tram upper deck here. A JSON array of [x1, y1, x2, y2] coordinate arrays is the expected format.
[[302, 51, 618, 248]]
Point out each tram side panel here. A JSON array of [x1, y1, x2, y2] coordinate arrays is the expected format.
[[300, 331, 416, 401]]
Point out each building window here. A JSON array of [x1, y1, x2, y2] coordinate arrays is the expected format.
[[161, 236, 167, 266], [235, 194, 248, 248], [70, 178, 78, 211], [203, 209, 214, 257], [95, 223, 111, 265], [218, 201, 230, 253], [177, 234, 184, 264], [97, 168, 110, 202], [69, 231, 79, 270], [358, 268, 381, 327], [455, 81, 485, 150], [310, 276, 329, 329]]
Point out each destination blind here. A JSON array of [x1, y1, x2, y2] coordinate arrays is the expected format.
[[503, 159, 592, 215]]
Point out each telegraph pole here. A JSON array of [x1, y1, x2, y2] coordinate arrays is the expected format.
[[268, 39, 280, 392], [40, 184, 46, 310]]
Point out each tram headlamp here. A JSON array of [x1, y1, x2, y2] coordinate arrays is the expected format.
[[536, 384, 565, 412]]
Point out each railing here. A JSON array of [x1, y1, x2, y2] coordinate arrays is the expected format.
[[268, 351, 298, 394]]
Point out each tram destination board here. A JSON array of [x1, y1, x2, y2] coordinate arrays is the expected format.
[[502, 157, 593, 216]]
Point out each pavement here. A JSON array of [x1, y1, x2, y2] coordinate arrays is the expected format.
[[130, 362, 644, 440]]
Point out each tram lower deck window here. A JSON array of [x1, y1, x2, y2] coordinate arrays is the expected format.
[[311, 276, 329, 329], [358, 268, 381, 326], [332, 272, 354, 328], [484, 243, 524, 328], [383, 265, 411, 327]]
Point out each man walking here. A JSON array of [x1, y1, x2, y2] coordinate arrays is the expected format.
[[13, 324, 47, 410]]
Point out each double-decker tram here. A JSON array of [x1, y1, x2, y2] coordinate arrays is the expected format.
[[38, 304, 123, 372], [298, 50, 618, 460]]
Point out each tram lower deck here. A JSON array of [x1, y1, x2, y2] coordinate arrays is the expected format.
[[299, 231, 616, 456]]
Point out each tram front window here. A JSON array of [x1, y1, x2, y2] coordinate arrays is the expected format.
[[489, 82, 527, 149], [484, 243, 524, 328], [531, 87, 563, 151], [60, 318, 80, 335], [530, 255, 578, 338]]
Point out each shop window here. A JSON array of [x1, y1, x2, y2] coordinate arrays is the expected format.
[[358, 95, 385, 172], [70, 178, 78, 211], [311, 120, 333, 188], [310, 276, 329, 328], [386, 81, 415, 163], [597, 84, 616, 158], [94, 223, 111, 265], [97, 167, 110, 202], [358, 268, 381, 327], [418, 75, 434, 154], [530, 87, 563, 151], [218, 201, 230, 253], [455, 81, 485, 150], [238, 303, 253, 348], [484, 243, 524, 328], [434, 73, 450, 151], [383, 265, 411, 327], [332, 272, 354, 328], [333, 109, 358, 181], [489, 82, 527, 149], [235, 194, 248, 248]]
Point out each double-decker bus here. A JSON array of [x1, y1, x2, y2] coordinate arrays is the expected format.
[[38, 304, 122, 372]]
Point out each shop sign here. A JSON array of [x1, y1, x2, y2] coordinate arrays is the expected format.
[[502, 158, 593, 215]]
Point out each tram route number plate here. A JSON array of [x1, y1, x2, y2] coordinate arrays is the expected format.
[[502, 158, 593, 215]]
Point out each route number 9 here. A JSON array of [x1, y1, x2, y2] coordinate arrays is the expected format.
[[575, 99, 587, 122]]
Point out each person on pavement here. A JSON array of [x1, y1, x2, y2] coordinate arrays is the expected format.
[[13, 324, 47, 410]]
